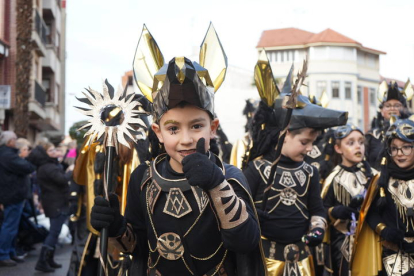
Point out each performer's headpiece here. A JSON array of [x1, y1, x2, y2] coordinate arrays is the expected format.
[[334, 124, 363, 140], [254, 50, 348, 131], [385, 115, 414, 143], [377, 79, 413, 107], [133, 23, 227, 122]]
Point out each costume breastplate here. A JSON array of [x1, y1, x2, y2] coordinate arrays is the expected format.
[[253, 158, 313, 219], [332, 167, 367, 206], [140, 154, 227, 275], [388, 177, 414, 231]]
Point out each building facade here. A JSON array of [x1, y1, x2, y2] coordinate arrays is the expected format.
[[257, 28, 385, 131], [0, 0, 66, 143]]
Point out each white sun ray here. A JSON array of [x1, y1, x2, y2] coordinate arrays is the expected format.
[[75, 80, 148, 150]]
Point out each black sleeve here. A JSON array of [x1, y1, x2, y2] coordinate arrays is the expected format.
[[124, 164, 149, 257], [42, 164, 71, 186], [242, 162, 262, 198], [308, 170, 326, 219], [219, 168, 260, 254], [366, 190, 383, 232], [323, 183, 336, 222], [6, 154, 36, 175]]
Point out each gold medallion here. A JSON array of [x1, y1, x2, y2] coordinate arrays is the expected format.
[[157, 232, 184, 260]]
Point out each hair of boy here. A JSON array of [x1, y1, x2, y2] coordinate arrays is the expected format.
[[288, 127, 321, 137]]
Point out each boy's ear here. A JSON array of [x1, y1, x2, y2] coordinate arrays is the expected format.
[[151, 123, 164, 143], [210, 118, 219, 139], [334, 143, 342, 155]]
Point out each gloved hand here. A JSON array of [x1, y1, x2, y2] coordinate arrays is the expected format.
[[90, 193, 126, 237], [331, 205, 357, 220], [380, 227, 404, 244], [182, 138, 225, 190], [349, 195, 364, 209], [303, 227, 325, 247]]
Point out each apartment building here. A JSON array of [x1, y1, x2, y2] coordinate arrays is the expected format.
[[0, 0, 66, 143], [257, 28, 385, 131]]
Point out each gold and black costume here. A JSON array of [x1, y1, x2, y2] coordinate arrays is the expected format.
[[116, 153, 264, 276], [244, 155, 326, 276], [322, 163, 376, 276]]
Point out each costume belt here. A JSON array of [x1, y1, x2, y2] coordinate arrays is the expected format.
[[261, 237, 309, 262]]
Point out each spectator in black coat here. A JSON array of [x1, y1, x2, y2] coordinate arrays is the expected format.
[[27, 142, 72, 273], [0, 131, 36, 267]]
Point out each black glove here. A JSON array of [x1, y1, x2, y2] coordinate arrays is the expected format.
[[182, 138, 225, 190], [380, 227, 404, 244], [349, 195, 364, 209], [303, 227, 325, 247], [90, 193, 126, 237], [331, 205, 356, 220]]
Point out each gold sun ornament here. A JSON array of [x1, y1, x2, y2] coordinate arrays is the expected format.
[[75, 79, 148, 152]]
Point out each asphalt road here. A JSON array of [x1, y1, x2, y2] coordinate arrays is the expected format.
[[0, 243, 72, 276]]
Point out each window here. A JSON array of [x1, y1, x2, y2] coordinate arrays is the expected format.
[[345, 82, 352, 99], [316, 81, 326, 98], [369, 88, 376, 105], [267, 52, 272, 62], [357, 86, 362, 104], [332, 81, 340, 98], [281, 51, 284, 62]]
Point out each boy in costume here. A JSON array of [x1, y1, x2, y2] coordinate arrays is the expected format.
[[243, 50, 348, 276], [366, 80, 413, 170], [90, 24, 265, 276], [321, 125, 377, 275]]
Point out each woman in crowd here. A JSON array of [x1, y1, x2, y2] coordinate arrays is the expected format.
[[28, 141, 72, 273]]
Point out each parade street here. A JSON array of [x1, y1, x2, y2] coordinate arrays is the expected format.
[[0, 244, 71, 276]]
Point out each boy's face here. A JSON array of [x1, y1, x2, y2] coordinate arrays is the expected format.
[[334, 131, 365, 167], [152, 105, 219, 173], [390, 138, 414, 170], [282, 128, 318, 162]]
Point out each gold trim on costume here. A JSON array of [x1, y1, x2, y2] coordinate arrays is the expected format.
[[210, 180, 248, 229], [309, 216, 327, 231], [375, 223, 386, 235], [109, 223, 136, 254]]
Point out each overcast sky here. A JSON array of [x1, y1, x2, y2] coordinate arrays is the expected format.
[[65, 0, 414, 138]]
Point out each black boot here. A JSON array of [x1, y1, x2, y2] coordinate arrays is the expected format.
[[35, 246, 55, 272], [47, 247, 62, 268]]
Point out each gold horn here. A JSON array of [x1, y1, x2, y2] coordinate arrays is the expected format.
[[403, 78, 414, 101], [133, 24, 165, 102], [199, 23, 228, 92], [377, 80, 388, 103], [320, 90, 329, 108], [254, 49, 279, 106]]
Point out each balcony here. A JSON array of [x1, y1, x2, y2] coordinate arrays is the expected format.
[[34, 81, 46, 107], [32, 9, 47, 57]]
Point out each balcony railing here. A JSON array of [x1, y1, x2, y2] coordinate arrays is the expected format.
[[35, 81, 46, 107], [34, 10, 47, 45]]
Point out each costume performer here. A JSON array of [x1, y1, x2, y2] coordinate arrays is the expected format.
[[321, 125, 377, 276], [243, 50, 348, 276], [366, 80, 413, 170], [356, 116, 414, 276], [69, 82, 151, 276], [90, 24, 266, 276]]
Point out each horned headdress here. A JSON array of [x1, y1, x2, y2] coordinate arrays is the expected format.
[[133, 23, 227, 121]]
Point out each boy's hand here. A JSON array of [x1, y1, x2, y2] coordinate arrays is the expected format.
[[182, 138, 225, 190], [90, 193, 126, 237], [303, 227, 325, 247], [331, 205, 357, 220]]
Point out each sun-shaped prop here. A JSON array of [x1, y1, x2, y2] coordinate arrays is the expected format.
[[75, 79, 148, 151]]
